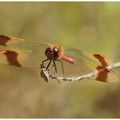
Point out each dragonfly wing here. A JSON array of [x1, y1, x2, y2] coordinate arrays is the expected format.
[[0, 49, 33, 67], [0, 35, 24, 47], [66, 47, 112, 65], [62, 47, 103, 75], [56, 47, 118, 82]]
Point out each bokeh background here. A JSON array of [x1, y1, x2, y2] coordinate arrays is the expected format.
[[0, 2, 120, 118]]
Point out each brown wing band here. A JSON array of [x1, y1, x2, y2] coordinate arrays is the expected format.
[[96, 68, 108, 82], [94, 54, 108, 67], [3, 50, 22, 67], [0, 35, 10, 46]]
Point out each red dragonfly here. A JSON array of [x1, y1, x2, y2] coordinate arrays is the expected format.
[[0, 35, 118, 83], [0, 35, 32, 67], [42, 44, 119, 82]]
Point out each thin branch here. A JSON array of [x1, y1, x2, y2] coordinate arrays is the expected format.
[[108, 62, 120, 69], [52, 72, 96, 81], [41, 61, 120, 82]]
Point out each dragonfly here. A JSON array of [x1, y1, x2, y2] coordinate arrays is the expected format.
[[0, 35, 118, 83], [41, 43, 119, 83]]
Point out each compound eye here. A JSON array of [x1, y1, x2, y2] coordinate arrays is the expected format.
[[52, 48, 59, 59], [45, 47, 51, 56]]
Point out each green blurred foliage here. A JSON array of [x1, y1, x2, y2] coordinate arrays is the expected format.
[[0, 2, 120, 118]]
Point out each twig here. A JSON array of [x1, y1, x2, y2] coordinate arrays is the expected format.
[[52, 72, 96, 81], [108, 62, 120, 69]]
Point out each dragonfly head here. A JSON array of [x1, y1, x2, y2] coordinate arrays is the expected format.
[[45, 45, 62, 60]]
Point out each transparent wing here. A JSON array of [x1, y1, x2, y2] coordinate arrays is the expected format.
[[0, 35, 40, 68], [0, 49, 35, 68], [0, 35, 44, 79], [59, 47, 111, 74], [0, 35, 24, 47], [104, 70, 119, 82]]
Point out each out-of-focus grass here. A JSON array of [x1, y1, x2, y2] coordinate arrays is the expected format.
[[0, 2, 120, 118]]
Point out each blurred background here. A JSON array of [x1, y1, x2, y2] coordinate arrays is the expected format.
[[0, 2, 120, 118]]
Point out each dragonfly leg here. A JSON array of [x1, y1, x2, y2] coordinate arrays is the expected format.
[[53, 60, 61, 84], [46, 60, 52, 70], [41, 59, 52, 70], [59, 60, 64, 76], [41, 59, 48, 69], [42, 59, 49, 64], [53, 60, 57, 73]]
